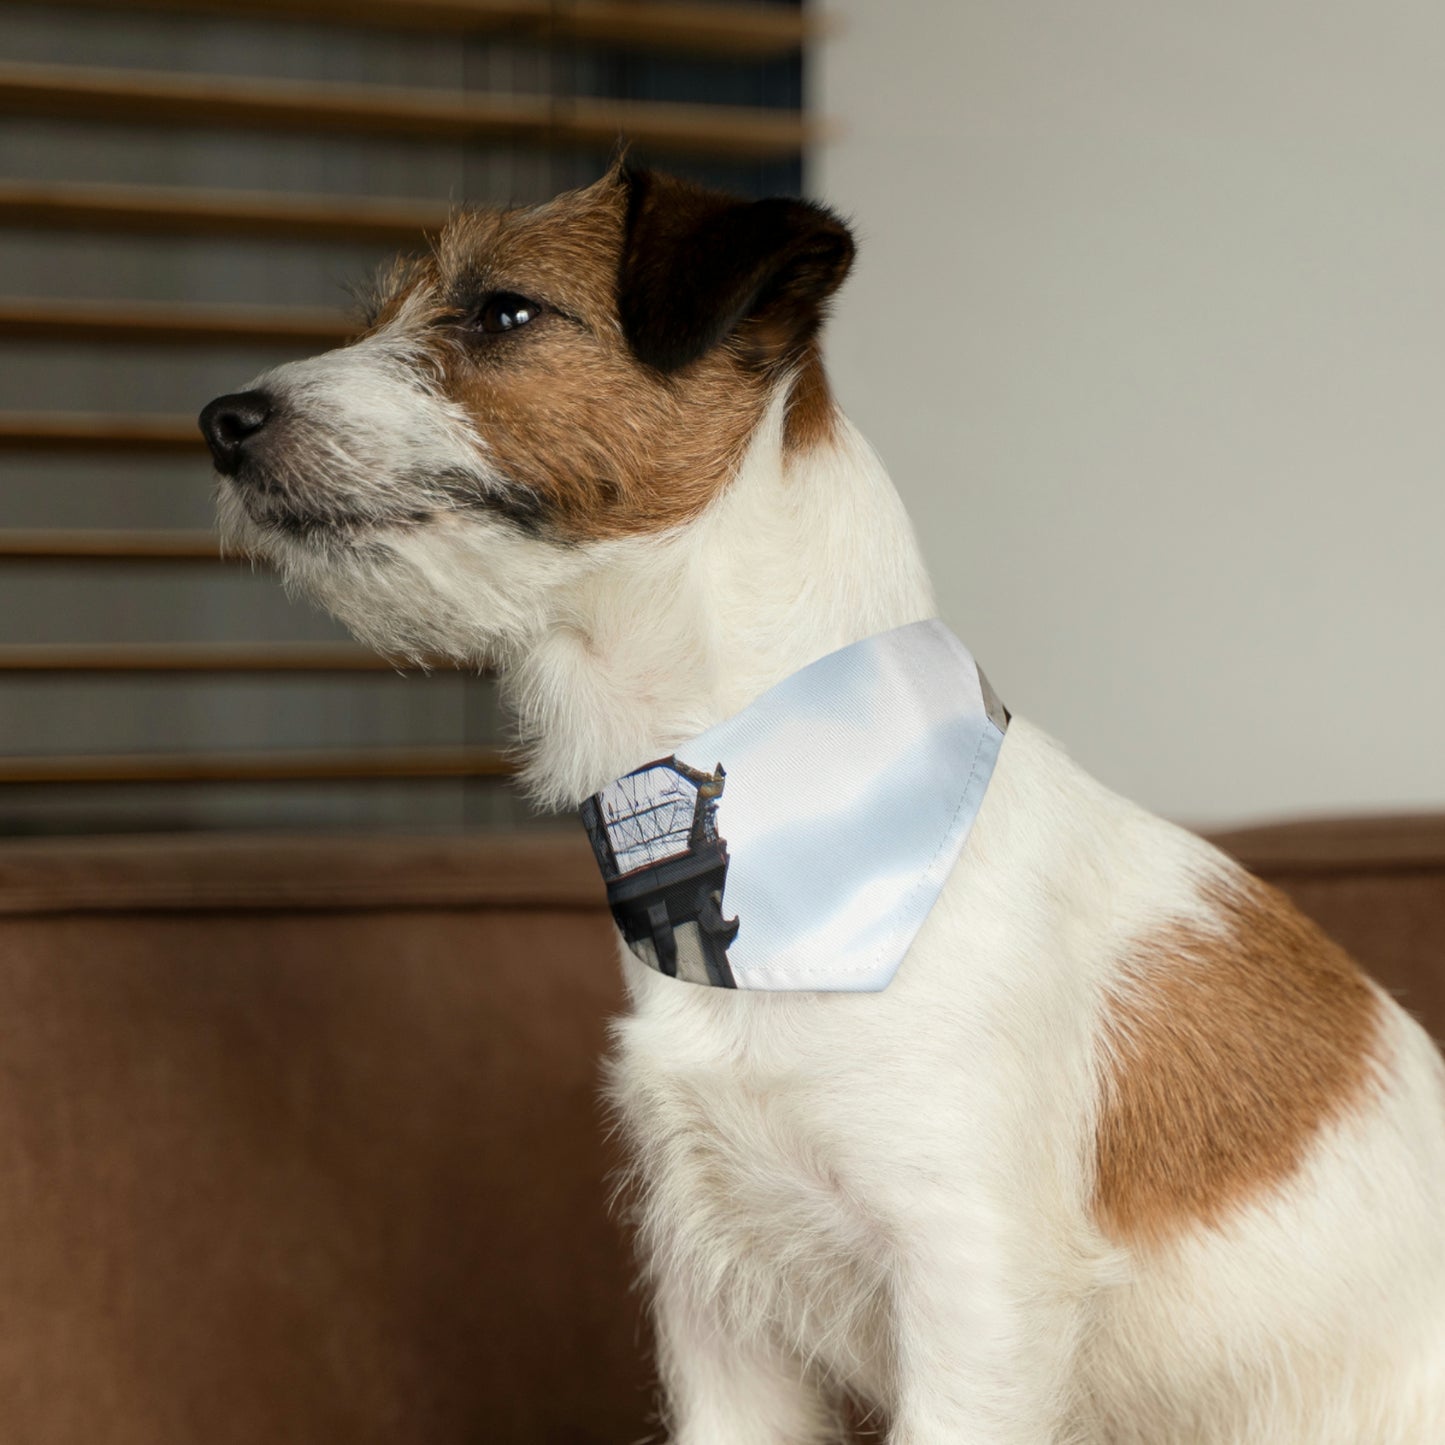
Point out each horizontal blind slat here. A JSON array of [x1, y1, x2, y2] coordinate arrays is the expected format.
[[0, 412, 201, 451], [0, 644, 439, 673], [0, 62, 818, 161], [0, 298, 354, 347], [21, 0, 815, 58], [0, 530, 229, 561], [0, 181, 449, 244]]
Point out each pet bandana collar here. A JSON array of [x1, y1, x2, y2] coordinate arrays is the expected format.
[[579, 619, 1009, 993]]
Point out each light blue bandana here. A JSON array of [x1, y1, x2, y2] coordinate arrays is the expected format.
[[579, 619, 1008, 992]]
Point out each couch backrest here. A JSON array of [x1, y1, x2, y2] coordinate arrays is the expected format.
[[0, 832, 648, 1445]]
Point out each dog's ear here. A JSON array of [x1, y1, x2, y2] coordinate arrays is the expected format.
[[618, 167, 855, 375]]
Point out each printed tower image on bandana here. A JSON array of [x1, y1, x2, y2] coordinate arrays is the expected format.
[[581, 759, 741, 987], [579, 620, 1010, 993]]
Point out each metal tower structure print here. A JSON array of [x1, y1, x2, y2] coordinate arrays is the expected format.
[[581, 757, 739, 987]]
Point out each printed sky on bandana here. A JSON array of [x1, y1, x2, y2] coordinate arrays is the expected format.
[[666, 620, 1006, 991]]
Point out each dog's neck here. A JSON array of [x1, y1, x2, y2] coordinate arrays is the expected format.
[[506, 389, 938, 809]]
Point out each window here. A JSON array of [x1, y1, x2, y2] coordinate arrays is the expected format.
[[0, 0, 811, 835]]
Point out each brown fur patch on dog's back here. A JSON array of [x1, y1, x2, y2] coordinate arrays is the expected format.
[[1094, 874, 1382, 1247]]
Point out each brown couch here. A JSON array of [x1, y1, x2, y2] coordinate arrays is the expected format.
[[0, 819, 1439, 1443]]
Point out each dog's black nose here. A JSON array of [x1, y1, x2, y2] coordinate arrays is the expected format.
[[199, 391, 273, 475]]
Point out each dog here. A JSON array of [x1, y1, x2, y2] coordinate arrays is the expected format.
[[200, 164, 1445, 1443]]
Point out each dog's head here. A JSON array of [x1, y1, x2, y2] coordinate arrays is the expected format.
[[200, 166, 854, 663]]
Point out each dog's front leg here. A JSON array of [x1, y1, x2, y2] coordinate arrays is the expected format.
[[885, 1228, 1086, 1445], [654, 1275, 841, 1445]]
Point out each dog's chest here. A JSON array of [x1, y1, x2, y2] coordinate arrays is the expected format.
[[612, 999, 893, 1388]]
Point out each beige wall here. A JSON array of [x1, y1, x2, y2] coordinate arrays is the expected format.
[[813, 1, 1445, 827]]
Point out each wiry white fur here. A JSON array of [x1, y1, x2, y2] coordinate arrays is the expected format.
[[219, 348, 1445, 1441], [217, 302, 543, 653]]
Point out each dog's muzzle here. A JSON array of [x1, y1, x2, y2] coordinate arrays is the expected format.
[[199, 390, 274, 476]]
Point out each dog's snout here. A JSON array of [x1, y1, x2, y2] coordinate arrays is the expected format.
[[199, 390, 273, 475]]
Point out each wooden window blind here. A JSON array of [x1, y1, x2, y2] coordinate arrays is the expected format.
[[0, 0, 815, 835]]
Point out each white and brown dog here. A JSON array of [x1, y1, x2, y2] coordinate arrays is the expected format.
[[201, 166, 1445, 1443]]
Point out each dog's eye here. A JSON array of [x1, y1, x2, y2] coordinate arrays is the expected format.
[[474, 292, 542, 335]]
